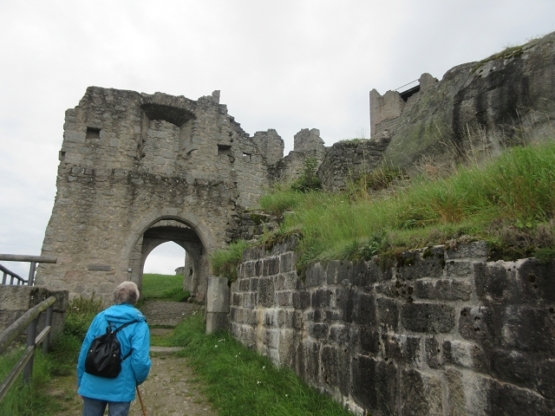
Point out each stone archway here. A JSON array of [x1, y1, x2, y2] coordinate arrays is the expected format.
[[136, 219, 207, 301]]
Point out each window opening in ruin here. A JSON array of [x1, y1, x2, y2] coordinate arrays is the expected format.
[[399, 85, 420, 102], [218, 144, 232, 156], [86, 127, 101, 139]]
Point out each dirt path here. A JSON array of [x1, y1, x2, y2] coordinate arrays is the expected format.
[[129, 353, 217, 416]]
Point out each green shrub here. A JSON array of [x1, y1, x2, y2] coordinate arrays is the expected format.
[[290, 158, 322, 193]]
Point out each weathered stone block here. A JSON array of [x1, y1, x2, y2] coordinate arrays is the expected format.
[[250, 277, 259, 292], [443, 340, 488, 372], [401, 303, 455, 333], [308, 322, 329, 340], [458, 305, 497, 345], [399, 369, 444, 416], [446, 368, 491, 416], [242, 292, 255, 308], [277, 309, 294, 328], [396, 246, 445, 280], [490, 349, 536, 389], [383, 334, 421, 365], [359, 326, 380, 355], [232, 293, 242, 307], [336, 261, 354, 286], [445, 259, 475, 277], [206, 276, 230, 313], [305, 262, 325, 287], [354, 293, 376, 326], [537, 358, 555, 399], [475, 261, 518, 303], [303, 341, 321, 386], [276, 291, 292, 307], [515, 258, 555, 303], [258, 278, 275, 307], [292, 291, 310, 310], [312, 289, 332, 309], [376, 297, 399, 330], [414, 278, 472, 300], [238, 278, 250, 292], [325, 260, 342, 285], [352, 356, 397, 415], [205, 311, 229, 334], [321, 345, 351, 396], [329, 325, 349, 344], [279, 252, 295, 273], [502, 305, 555, 353], [445, 241, 488, 260], [263, 256, 279, 276], [489, 379, 551, 416], [353, 260, 377, 288], [425, 336, 443, 368]]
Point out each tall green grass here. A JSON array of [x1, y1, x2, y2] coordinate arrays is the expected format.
[[173, 314, 353, 416], [255, 142, 555, 272]]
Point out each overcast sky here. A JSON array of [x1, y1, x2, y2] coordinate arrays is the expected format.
[[1, 0, 554, 277]]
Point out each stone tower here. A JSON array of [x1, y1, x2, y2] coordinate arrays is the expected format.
[[36, 87, 283, 303]]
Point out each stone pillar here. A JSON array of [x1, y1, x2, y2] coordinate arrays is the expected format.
[[205, 276, 230, 334]]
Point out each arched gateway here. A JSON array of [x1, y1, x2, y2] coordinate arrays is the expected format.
[[35, 87, 285, 304]]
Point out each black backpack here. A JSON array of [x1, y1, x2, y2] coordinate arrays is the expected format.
[[85, 320, 137, 378]]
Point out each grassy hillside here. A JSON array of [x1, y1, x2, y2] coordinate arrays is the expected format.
[[213, 142, 555, 278]]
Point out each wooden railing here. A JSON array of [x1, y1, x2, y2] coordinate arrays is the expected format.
[[0, 254, 57, 286], [0, 296, 56, 402]]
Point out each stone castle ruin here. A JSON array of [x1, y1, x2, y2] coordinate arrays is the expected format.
[[35, 88, 327, 303], [37, 31, 555, 308]]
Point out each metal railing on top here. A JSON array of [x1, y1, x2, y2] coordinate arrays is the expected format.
[[0, 254, 57, 286], [0, 295, 57, 402]]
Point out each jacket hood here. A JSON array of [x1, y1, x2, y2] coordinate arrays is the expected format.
[[102, 304, 147, 326]]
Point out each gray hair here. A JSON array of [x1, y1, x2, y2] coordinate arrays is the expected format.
[[113, 281, 140, 305]]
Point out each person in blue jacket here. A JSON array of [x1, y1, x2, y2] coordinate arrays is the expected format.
[[77, 281, 151, 416]]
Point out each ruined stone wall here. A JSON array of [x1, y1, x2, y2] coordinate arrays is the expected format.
[[268, 128, 326, 184], [230, 237, 555, 416], [36, 87, 278, 303], [317, 138, 391, 192]]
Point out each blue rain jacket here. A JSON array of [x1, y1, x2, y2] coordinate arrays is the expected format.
[[77, 303, 151, 402]]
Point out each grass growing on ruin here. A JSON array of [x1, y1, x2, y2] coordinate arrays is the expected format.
[[211, 240, 250, 281], [141, 273, 189, 302], [172, 313, 354, 416], [252, 142, 555, 273]]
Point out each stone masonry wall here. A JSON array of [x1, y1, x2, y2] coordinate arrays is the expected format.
[[318, 138, 391, 192], [230, 237, 555, 416]]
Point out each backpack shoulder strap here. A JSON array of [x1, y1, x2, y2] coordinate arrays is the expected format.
[[110, 320, 139, 361], [113, 320, 139, 334]]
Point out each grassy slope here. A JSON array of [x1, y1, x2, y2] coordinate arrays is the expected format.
[[246, 142, 555, 275]]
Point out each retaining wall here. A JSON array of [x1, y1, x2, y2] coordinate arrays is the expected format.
[[229, 237, 555, 415]]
